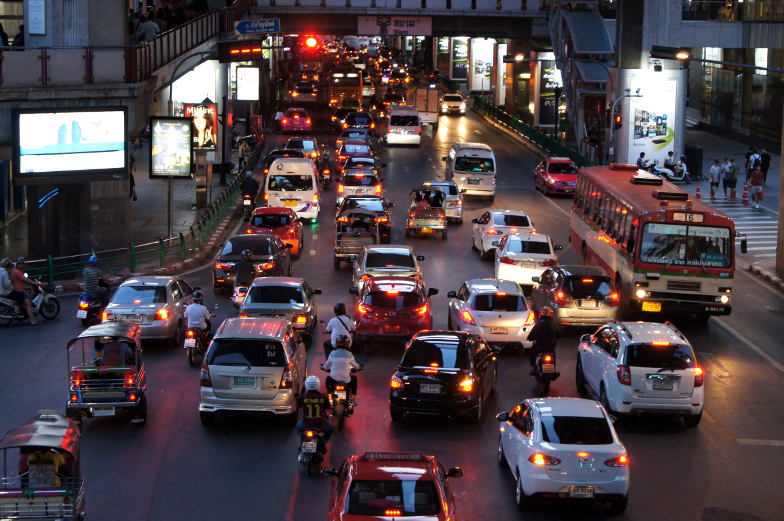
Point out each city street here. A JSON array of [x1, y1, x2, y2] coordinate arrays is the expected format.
[[2, 110, 783, 521]]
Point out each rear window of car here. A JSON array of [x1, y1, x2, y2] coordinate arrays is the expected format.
[[267, 174, 314, 192], [342, 130, 368, 139], [347, 114, 372, 126], [112, 285, 167, 304], [286, 139, 316, 151], [207, 339, 286, 367], [343, 144, 370, 154], [346, 158, 374, 168], [540, 416, 614, 445], [507, 238, 551, 255], [472, 293, 526, 312], [363, 291, 423, 309], [248, 285, 303, 304], [426, 183, 458, 195], [343, 198, 385, 212], [492, 214, 530, 227], [344, 174, 379, 186], [295, 83, 314, 92], [625, 344, 697, 369], [251, 214, 290, 228], [221, 238, 272, 256], [443, 95, 462, 102], [548, 162, 577, 174], [454, 157, 494, 172], [389, 115, 418, 127], [347, 480, 439, 516], [366, 252, 415, 268], [286, 110, 307, 118], [563, 277, 613, 299], [402, 339, 469, 369]]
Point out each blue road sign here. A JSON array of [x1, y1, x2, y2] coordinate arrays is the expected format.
[[234, 19, 281, 35]]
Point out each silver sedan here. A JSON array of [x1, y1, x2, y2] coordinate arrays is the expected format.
[[238, 277, 321, 341]]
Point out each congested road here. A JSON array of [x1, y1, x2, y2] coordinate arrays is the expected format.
[[2, 106, 784, 521]]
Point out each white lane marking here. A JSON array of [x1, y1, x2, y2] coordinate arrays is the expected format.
[[309, 249, 317, 256], [714, 317, 784, 375], [736, 438, 784, 447]]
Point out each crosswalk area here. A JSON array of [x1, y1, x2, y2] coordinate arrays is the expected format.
[[709, 199, 779, 260]]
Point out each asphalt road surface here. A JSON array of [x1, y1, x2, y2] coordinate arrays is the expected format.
[[1, 108, 783, 521]]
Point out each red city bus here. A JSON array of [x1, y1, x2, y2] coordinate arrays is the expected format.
[[570, 164, 745, 320]]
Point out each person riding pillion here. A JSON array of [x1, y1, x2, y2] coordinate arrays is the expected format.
[[324, 334, 361, 403]]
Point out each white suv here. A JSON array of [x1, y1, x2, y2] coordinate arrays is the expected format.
[[576, 321, 704, 427]]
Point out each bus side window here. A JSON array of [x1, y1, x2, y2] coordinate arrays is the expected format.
[[625, 219, 638, 254], [612, 207, 626, 241], [574, 177, 584, 209]]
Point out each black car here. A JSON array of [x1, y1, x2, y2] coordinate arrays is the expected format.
[[330, 107, 355, 131], [389, 330, 498, 424], [343, 156, 384, 175], [344, 111, 375, 132], [335, 195, 393, 243], [261, 149, 305, 175], [213, 234, 293, 291]]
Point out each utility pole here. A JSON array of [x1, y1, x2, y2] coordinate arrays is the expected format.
[[778, 102, 784, 278]]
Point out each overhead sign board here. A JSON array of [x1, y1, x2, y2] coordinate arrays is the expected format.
[[217, 40, 267, 63], [357, 16, 431, 36], [234, 18, 280, 35]]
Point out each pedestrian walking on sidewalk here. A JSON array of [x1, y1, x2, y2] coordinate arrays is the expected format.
[[760, 148, 771, 185], [720, 158, 731, 198], [749, 166, 765, 209], [746, 148, 761, 179], [708, 159, 722, 200], [129, 154, 137, 201], [725, 158, 739, 201]]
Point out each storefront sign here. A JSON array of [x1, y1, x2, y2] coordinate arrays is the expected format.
[[357, 16, 432, 36], [537, 60, 562, 126], [150, 117, 193, 179], [450, 37, 468, 80], [183, 103, 218, 150]]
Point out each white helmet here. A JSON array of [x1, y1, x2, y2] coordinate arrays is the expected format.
[[304, 375, 320, 392]]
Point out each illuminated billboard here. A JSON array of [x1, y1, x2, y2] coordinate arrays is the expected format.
[[236, 66, 260, 101], [183, 103, 218, 150], [150, 117, 193, 179]]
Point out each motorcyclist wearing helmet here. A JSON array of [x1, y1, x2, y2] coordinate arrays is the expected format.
[[240, 169, 260, 202], [234, 249, 256, 288], [324, 334, 361, 403], [1, 257, 37, 324], [527, 306, 560, 373], [185, 289, 215, 335], [323, 302, 355, 358], [83, 255, 110, 308], [9, 257, 42, 325], [296, 376, 334, 444]]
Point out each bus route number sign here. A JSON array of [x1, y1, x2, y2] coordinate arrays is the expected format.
[[673, 212, 704, 223]]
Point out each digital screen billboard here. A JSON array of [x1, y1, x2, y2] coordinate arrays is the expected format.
[[182, 103, 218, 150], [13, 108, 127, 183], [236, 66, 260, 101], [450, 37, 468, 80], [150, 117, 193, 179]]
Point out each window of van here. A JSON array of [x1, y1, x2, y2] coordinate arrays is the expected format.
[[208, 339, 286, 367], [455, 157, 494, 172], [390, 115, 418, 126], [344, 174, 379, 186], [267, 174, 314, 191]]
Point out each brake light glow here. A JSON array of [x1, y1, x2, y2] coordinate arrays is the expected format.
[[294, 315, 307, 324], [376, 217, 389, 223], [279, 363, 294, 389], [390, 374, 403, 389], [555, 290, 568, 306], [582, 278, 594, 283], [694, 367, 704, 387], [461, 310, 476, 325], [313, 193, 318, 203], [499, 257, 516, 265], [357, 303, 370, 314], [608, 291, 621, 306], [305, 430, 315, 438], [540, 259, 558, 267], [156, 308, 169, 321], [69, 371, 82, 388], [605, 455, 629, 467], [543, 354, 553, 363], [282, 118, 288, 124], [651, 341, 670, 346], [458, 378, 474, 393], [215, 262, 232, 270], [524, 311, 536, 327], [124, 373, 136, 386], [101, 311, 109, 321], [200, 360, 212, 387], [337, 184, 344, 195], [385, 510, 401, 517], [186, 330, 195, 338], [386, 290, 400, 295], [576, 452, 590, 458], [529, 453, 561, 466], [78, 301, 89, 309], [485, 228, 498, 235], [305, 119, 312, 125], [414, 303, 428, 316], [617, 365, 631, 385], [375, 185, 382, 194]]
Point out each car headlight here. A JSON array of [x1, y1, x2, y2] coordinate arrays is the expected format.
[[718, 295, 730, 304], [635, 289, 648, 299], [459, 103, 466, 109], [441, 104, 448, 110]]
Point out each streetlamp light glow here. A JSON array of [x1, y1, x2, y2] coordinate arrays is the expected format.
[[514, 54, 524, 62]]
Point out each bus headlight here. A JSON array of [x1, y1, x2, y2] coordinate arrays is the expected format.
[[635, 289, 648, 299], [718, 295, 730, 304]]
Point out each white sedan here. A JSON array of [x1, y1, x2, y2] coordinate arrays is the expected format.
[[472, 209, 535, 260], [494, 232, 562, 287], [496, 397, 629, 514]]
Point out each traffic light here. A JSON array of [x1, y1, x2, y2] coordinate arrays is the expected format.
[[614, 115, 623, 129], [217, 40, 266, 63]]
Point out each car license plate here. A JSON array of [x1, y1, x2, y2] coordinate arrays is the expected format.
[[234, 376, 255, 388], [564, 188, 574, 193], [420, 383, 441, 394], [541, 363, 556, 374], [578, 299, 599, 309], [184, 338, 196, 348], [243, 199, 251, 206], [76, 310, 88, 319], [642, 301, 661, 312], [92, 407, 115, 417], [301, 441, 317, 453], [569, 486, 594, 499], [652, 379, 674, 390], [467, 178, 480, 185], [421, 227, 432, 233], [490, 327, 508, 334], [335, 390, 347, 400], [284, 200, 298, 207]]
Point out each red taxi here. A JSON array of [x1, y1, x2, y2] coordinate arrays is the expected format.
[[245, 207, 304, 257], [534, 156, 578, 196], [350, 276, 437, 347], [324, 452, 464, 521], [280, 107, 312, 133], [336, 140, 374, 174]]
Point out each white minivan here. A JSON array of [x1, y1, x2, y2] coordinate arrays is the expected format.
[[443, 142, 496, 200], [385, 105, 421, 146], [264, 158, 320, 222]]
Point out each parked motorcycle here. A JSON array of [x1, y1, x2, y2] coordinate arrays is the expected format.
[[533, 352, 560, 394], [298, 428, 327, 477], [658, 155, 692, 183], [0, 281, 60, 326]]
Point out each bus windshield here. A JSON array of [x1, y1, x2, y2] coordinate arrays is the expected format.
[[639, 223, 731, 268]]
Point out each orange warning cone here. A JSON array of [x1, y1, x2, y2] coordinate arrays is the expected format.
[[695, 185, 701, 200], [741, 184, 750, 205]]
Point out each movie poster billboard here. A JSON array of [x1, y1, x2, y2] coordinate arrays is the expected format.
[[450, 37, 468, 80], [150, 117, 192, 179], [182, 103, 217, 150], [469, 38, 494, 92], [537, 60, 562, 126]]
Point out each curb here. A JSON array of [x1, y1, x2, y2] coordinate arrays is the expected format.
[[748, 263, 784, 291]]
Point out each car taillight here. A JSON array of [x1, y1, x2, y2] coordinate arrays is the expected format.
[[69, 370, 82, 388], [375, 185, 382, 194], [370, 122, 375, 129], [215, 262, 231, 270], [458, 378, 474, 393], [313, 193, 318, 203], [342, 123, 348, 129], [485, 228, 498, 235], [529, 453, 561, 466], [554, 290, 569, 306], [294, 314, 308, 324], [245, 228, 253, 234], [78, 301, 89, 309], [385, 510, 401, 517], [693, 367, 704, 387], [339, 155, 347, 160], [523, 311, 536, 327], [310, 152, 318, 158], [264, 194, 269, 201], [617, 365, 631, 385], [605, 455, 629, 467], [540, 259, 558, 267], [100, 311, 109, 322], [499, 257, 516, 265], [414, 304, 428, 316], [279, 363, 294, 389], [255, 262, 275, 270], [357, 303, 370, 314], [337, 184, 344, 195], [607, 291, 621, 307], [155, 308, 169, 321], [200, 360, 212, 387], [461, 309, 476, 325], [390, 374, 403, 389], [282, 118, 288, 124], [376, 217, 389, 223], [306, 119, 312, 125]]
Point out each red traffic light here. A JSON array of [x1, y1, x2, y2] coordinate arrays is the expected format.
[[614, 115, 623, 129], [305, 37, 318, 48]]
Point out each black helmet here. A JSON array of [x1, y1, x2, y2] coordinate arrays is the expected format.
[[241, 249, 252, 260], [192, 289, 205, 303], [334, 302, 346, 315]]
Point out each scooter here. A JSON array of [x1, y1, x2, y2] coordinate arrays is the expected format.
[[321, 364, 363, 429], [320, 167, 332, 189], [533, 351, 560, 395], [242, 193, 253, 218], [658, 156, 692, 184], [298, 428, 327, 477], [76, 292, 103, 326], [0, 281, 60, 326]]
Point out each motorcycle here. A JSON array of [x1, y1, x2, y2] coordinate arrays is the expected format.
[[0, 281, 60, 326], [232, 284, 249, 308], [320, 167, 332, 189], [184, 327, 214, 367], [658, 156, 692, 184], [298, 428, 327, 477], [533, 351, 560, 395], [77, 292, 103, 326], [242, 193, 253, 218], [321, 364, 363, 429]]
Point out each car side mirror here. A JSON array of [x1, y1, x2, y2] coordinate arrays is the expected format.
[[447, 291, 457, 298], [531, 276, 540, 283], [349, 286, 359, 295], [580, 334, 591, 344], [491, 241, 499, 247], [496, 412, 509, 422], [387, 202, 395, 208], [313, 289, 323, 295], [608, 414, 618, 424], [471, 218, 478, 224], [554, 244, 564, 251], [445, 467, 464, 478], [741, 238, 748, 254], [285, 243, 294, 249], [427, 288, 439, 297], [322, 466, 339, 476], [416, 255, 425, 261]]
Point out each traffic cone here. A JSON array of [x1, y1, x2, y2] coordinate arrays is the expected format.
[[695, 185, 701, 200], [741, 184, 750, 206]]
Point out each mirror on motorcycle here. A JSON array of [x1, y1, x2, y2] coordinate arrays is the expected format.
[[554, 244, 564, 251], [445, 467, 464, 478], [349, 286, 359, 295], [579, 334, 591, 344], [427, 288, 439, 297], [386, 202, 395, 208], [446, 291, 457, 298], [313, 288, 323, 295], [496, 412, 509, 422], [608, 414, 618, 424], [471, 218, 478, 224], [416, 255, 425, 261], [322, 466, 339, 477], [531, 276, 540, 283]]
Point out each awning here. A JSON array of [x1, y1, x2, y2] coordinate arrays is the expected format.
[[574, 60, 610, 84], [561, 9, 614, 55]]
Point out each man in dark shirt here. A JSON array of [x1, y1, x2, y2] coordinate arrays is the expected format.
[[233, 250, 256, 287], [527, 307, 560, 372], [296, 376, 334, 445], [759, 148, 772, 185]]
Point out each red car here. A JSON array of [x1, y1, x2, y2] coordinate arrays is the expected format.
[[350, 276, 437, 347], [245, 207, 304, 257], [534, 157, 578, 195], [280, 107, 312, 133], [324, 452, 464, 521], [336, 140, 374, 175]]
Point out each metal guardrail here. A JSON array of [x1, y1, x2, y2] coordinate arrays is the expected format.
[[473, 97, 598, 167], [23, 175, 242, 285]]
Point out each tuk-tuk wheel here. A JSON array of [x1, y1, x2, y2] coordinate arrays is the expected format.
[[405, 229, 412, 238], [455, 218, 463, 225], [66, 408, 82, 425], [133, 396, 148, 425], [333, 257, 341, 270]]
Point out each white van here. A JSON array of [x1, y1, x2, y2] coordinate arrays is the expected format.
[[385, 105, 421, 146], [443, 142, 496, 200], [264, 158, 320, 222]]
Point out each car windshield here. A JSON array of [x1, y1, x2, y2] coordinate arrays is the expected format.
[[472, 293, 526, 312], [366, 252, 415, 268], [221, 238, 272, 256], [540, 416, 614, 445], [342, 130, 368, 139], [548, 162, 578, 174], [402, 339, 469, 369], [250, 213, 291, 228], [640, 223, 731, 268], [563, 277, 613, 299], [342, 144, 370, 155], [493, 214, 530, 227], [344, 174, 379, 187], [248, 285, 304, 304], [207, 339, 286, 367], [507, 238, 551, 255], [267, 174, 314, 191], [625, 344, 697, 369], [286, 139, 316, 151], [390, 115, 418, 126], [343, 198, 385, 212], [348, 114, 372, 126], [443, 95, 462, 102], [347, 479, 439, 516], [455, 156, 494, 172], [112, 285, 166, 304]]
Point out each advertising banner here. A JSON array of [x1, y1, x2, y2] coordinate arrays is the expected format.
[[150, 117, 193, 179], [469, 38, 494, 92], [450, 37, 468, 80], [437, 37, 449, 54], [357, 16, 431, 36], [537, 60, 562, 126], [183, 103, 218, 150], [236, 66, 260, 101]]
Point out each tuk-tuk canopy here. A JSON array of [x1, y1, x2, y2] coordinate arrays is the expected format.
[[336, 208, 381, 220], [0, 410, 80, 456], [410, 184, 445, 195], [68, 322, 142, 350]]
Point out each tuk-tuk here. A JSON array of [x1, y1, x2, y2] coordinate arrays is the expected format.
[[405, 185, 448, 240], [65, 322, 147, 425], [0, 410, 85, 520], [334, 208, 381, 270]]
